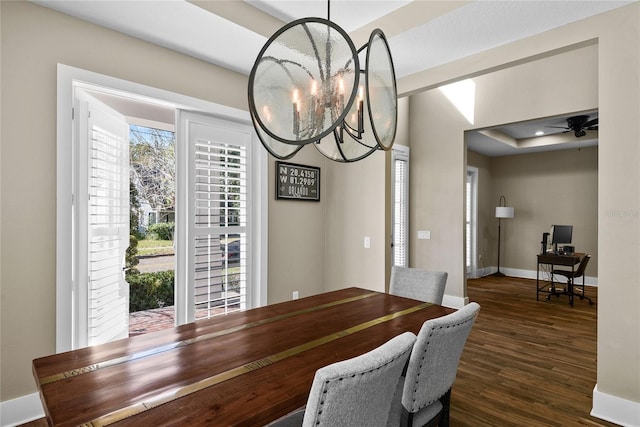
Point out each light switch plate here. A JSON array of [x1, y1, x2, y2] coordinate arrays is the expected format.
[[364, 236, 371, 248], [418, 230, 431, 240]]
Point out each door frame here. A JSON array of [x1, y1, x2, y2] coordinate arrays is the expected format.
[[56, 64, 268, 352]]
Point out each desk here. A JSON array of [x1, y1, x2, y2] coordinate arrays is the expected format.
[[33, 287, 454, 426], [536, 252, 584, 306]]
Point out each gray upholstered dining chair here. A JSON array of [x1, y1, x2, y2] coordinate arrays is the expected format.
[[389, 266, 448, 305], [387, 302, 480, 427], [266, 332, 417, 427]]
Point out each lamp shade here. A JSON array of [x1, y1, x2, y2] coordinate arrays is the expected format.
[[495, 206, 514, 218]]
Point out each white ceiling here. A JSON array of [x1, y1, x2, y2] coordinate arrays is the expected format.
[[32, 0, 635, 156], [245, 1, 633, 79], [246, 0, 412, 33]]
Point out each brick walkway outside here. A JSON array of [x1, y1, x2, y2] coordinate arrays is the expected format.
[[129, 306, 175, 336], [128, 254, 240, 336]]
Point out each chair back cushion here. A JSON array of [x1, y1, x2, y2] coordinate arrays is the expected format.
[[390, 266, 448, 305], [575, 254, 591, 277], [401, 302, 480, 414], [303, 332, 417, 427]]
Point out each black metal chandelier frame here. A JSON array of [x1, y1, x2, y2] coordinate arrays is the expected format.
[[247, 3, 398, 162], [325, 29, 397, 162], [248, 17, 360, 146]]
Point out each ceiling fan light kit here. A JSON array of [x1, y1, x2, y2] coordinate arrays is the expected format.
[[248, 1, 397, 162]]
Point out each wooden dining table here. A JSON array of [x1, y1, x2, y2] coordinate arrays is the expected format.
[[32, 287, 455, 426]]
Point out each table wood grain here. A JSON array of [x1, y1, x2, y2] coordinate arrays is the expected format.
[[33, 287, 454, 426]]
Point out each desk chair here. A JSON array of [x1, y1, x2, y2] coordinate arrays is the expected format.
[[267, 332, 416, 427], [387, 302, 480, 427], [390, 267, 448, 305], [551, 254, 593, 305]]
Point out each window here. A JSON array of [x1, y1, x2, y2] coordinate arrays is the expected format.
[[466, 167, 478, 278], [57, 65, 267, 352], [181, 112, 251, 320], [392, 145, 410, 267]]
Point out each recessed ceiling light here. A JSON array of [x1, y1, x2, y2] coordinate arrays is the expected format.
[[535, 130, 544, 136]]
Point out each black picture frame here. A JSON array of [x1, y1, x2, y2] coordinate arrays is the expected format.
[[276, 161, 321, 201]]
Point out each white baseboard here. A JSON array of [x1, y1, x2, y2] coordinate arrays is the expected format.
[[592, 384, 640, 427], [442, 294, 469, 309], [0, 392, 44, 427], [476, 266, 598, 286], [474, 266, 493, 278]]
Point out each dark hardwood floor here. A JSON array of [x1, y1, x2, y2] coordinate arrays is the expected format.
[[451, 275, 616, 426], [21, 276, 614, 426]]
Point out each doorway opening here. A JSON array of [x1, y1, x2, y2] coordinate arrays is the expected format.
[[57, 65, 267, 352]]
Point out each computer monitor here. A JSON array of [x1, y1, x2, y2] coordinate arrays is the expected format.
[[551, 225, 573, 252]]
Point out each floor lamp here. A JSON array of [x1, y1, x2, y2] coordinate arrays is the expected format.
[[493, 196, 514, 277]]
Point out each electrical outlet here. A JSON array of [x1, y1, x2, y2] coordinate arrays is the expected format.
[[364, 236, 371, 248], [292, 291, 299, 300]]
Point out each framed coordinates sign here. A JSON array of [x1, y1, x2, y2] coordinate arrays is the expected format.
[[276, 161, 320, 201]]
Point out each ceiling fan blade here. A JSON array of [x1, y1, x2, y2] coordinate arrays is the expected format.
[[583, 118, 598, 127], [546, 125, 569, 129]]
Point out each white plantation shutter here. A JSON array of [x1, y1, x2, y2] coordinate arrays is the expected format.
[[77, 94, 130, 347], [392, 146, 409, 267], [182, 113, 251, 321], [466, 167, 478, 278], [466, 172, 472, 272], [393, 159, 407, 266]]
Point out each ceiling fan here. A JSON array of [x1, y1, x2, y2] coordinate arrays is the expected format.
[[548, 115, 598, 138]]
